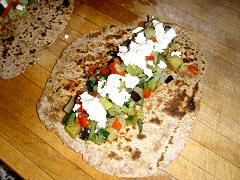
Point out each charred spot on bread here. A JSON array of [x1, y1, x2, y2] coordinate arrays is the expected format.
[[157, 153, 165, 167], [168, 136, 174, 144], [137, 134, 146, 140], [150, 118, 163, 125], [108, 151, 123, 161], [163, 91, 186, 118], [131, 149, 142, 160]]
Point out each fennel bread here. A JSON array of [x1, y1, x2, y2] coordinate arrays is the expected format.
[[37, 24, 205, 177], [0, 0, 74, 79]]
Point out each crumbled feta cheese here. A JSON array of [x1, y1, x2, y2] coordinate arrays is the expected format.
[[158, 61, 167, 69], [147, 60, 155, 66], [118, 40, 154, 78], [152, 21, 177, 52], [135, 32, 147, 44], [132, 27, 144, 34], [97, 74, 131, 106], [118, 45, 128, 53], [123, 74, 140, 89], [118, 19, 176, 78], [64, 34, 69, 40], [16, 4, 25, 11], [1, 0, 8, 8], [171, 51, 181, 57], [72, 103, 81, 112], [80, 92, 107, 128]]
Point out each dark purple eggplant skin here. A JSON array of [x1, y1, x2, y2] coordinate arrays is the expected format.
[[131, 91, 142, 102]]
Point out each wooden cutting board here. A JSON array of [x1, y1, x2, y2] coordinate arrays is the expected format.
[[0, 0, 239, 179]]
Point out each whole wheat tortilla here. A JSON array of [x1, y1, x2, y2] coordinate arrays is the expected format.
[[37, 24, 205, 177], [0, 0, 74, 79]]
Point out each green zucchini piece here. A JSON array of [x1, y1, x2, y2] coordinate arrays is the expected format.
[[65, 123, 81, 138], [144, 68, 163, 91], [62, 112, 76, 125], [97, 129, 110, 140], [107, 105, 122, 117], [100, 98, 113, 110], [64, 96, 75, 114], [136, 109, 144, 119], [144, 27, 155, 39], [126, 65, 143, 76], [106, 127, 118, 142], [168, 56, 183, 70], [127, 116, 138, 124], [137, 120, 144, 134]]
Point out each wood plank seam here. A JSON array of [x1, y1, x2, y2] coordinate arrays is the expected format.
[[180, 153, 218, 179], [0, 134, 55, 179], [191, 135, 240, 169], [0, 107, 96, 180], [196, 118, 240, 146]]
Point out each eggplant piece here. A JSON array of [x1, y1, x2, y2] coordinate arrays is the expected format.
[[131, 91, 142, 102], [0, 4, 4, 16], [107, 50, 118, 57], [121, 39, 131, 47], [80, 128, 91, 140], [165, 75, 174, 83]]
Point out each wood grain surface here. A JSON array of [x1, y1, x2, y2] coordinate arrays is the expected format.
[[0, 0, 239, 179]]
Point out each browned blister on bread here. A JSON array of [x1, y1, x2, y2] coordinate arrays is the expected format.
[[37, 23, 205, 177]]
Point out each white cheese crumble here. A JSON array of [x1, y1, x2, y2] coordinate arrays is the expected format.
[[158, 61, 167, 69], [64, 34, 69, 40], [1, 0, 8, 8], [153, 22, 177, 53], [135, 31, 146, 44], [147, 60, 155, 66], [97, 74, 132, 106], [118, 19, 176, 78], [80, 92, 107, 128], [16, 4, 25, 11], [72, 103, 81, 112], [132, 26, 144, 34], [118, 32, 154, 78], [123, 74, 140, 89], [171, 51, 181, 57], [118, 45, 128, 53]]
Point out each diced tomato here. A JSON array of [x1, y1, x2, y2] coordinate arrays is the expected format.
[[0, 24, 7, 33], [91, 92, 98, 97], [101, 67, 110, 75], [77, 107, 84, 113], [188, 65, 199, 75], [2, 0, 13, 18], [76, 90, 84, 96], [112, 119, 122, 131], [109, 62, 125, 76], [151, 36, 157, 42], [144, 88, 152, 98], [146, 55, 155, 61], [77, 116, 90, 127]]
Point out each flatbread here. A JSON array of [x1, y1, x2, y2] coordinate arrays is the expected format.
[[37, 24, 205, 177], [0, 0, 74, 79]]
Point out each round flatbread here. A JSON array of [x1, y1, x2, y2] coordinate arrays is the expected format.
[[0, 0, 74, 79], [37, 23, 205, 177]]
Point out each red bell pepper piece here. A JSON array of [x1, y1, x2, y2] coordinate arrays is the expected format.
[[146, 55, 155, 61], [188, 65, 199, 75], [2, 0, 14, 18]]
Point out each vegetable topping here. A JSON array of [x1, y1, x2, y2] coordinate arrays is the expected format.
[[62, 16, 190, 144]]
